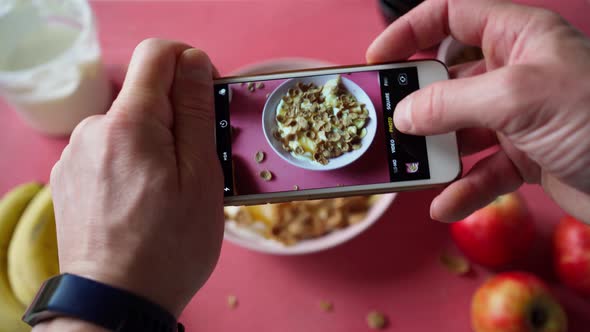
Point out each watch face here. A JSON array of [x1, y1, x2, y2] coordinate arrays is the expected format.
[[23, 274, 63, 326]]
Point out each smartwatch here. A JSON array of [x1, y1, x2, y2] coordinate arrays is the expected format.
[[23, 273, 184, 332]]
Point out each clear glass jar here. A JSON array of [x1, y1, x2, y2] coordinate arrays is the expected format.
[[0, 0, 111, 136]]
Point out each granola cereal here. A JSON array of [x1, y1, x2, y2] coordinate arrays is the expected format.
[[225, 196, 373, 245], [227, 295, 238, 309], [439, 252, 470, 275], [255, 151, 265, 163], [260, 170, 273, 181], [367, 311, 387, 330], [319, 300, 333, 312], [273, 75, 370, 165]]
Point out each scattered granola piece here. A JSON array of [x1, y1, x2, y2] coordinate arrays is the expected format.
[[227, 295, 238, 309], [255, 151, 265, 163], [256, 82, 265, 89], [319, 300, 333, 312], [247, 82, 255, 92], [260, 170, 273, 181], [367, 311, 388, 330], [293, 185, 299, 191], [440, 252, 470, 275]]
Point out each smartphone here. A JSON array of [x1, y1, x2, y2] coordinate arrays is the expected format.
[[214, 60, 460, 206]]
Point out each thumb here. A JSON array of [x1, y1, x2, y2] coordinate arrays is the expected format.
[[392, 66, 545, 136], [171, 48, 219, 181]]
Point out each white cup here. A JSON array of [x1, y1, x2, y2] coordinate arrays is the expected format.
[[0, 0, 111, 136]]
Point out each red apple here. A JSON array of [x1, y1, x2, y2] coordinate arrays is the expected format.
[[472, 272, 567, 332], [450, 192, 535, 268], [553, 215, 590, 297]]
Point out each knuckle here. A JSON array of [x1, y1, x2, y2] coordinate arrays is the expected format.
[[461, 175, 482, 200], [70, 114, 102, 143], [102, 114, 132, 142], [531, 8, 564, 26], [58, 144, 71, 161], [49, 161, 61, 186], [134, 38, 168, 54]]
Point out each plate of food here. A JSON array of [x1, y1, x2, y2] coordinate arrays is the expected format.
[[262, 74, 377, 171]]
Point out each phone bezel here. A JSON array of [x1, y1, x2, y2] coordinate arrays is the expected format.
[[215, 60, 461, 205]]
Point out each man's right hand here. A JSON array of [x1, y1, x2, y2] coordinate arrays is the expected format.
[[367, 0, 590, 223]]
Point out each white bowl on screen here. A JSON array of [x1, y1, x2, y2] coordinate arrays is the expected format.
[[262, 75, 377, 171], [223, 58, 396, 255]]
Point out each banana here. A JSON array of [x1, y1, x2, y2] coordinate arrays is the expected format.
[[8, 186, 59, 310], [0, 182, 41, 332]]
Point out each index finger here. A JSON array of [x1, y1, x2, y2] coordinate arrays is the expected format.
[[366, 0, 532, 64], [112, 39, 191, 127]]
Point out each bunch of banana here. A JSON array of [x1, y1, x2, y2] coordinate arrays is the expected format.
[[0, 183, 59, 332]]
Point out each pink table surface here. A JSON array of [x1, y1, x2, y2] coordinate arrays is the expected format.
[[1, 0, 590, 331], [229, 71, 389, 195]]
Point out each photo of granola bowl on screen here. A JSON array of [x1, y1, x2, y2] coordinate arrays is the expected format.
[[262, 74, 377, 171]]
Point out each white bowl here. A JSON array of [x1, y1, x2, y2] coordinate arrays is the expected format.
[[223, 58, 396, 255], [262, 75, 377, 171], [224, 194, 396, 255]]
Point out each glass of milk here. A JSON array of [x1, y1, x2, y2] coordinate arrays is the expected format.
[[0, 0, 111, 136]]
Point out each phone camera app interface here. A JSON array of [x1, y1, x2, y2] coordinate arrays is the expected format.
[[215, 67, 430, 197]]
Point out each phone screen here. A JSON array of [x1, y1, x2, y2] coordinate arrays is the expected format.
[[214, 67, 431, 197]]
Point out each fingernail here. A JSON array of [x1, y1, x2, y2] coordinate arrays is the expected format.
[[393, 96, 413, 132], [429, 195, 439, 220], [178, 48, 212, 81]]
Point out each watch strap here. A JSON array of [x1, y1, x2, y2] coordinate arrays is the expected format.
[[23, 273, 183, 332]]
